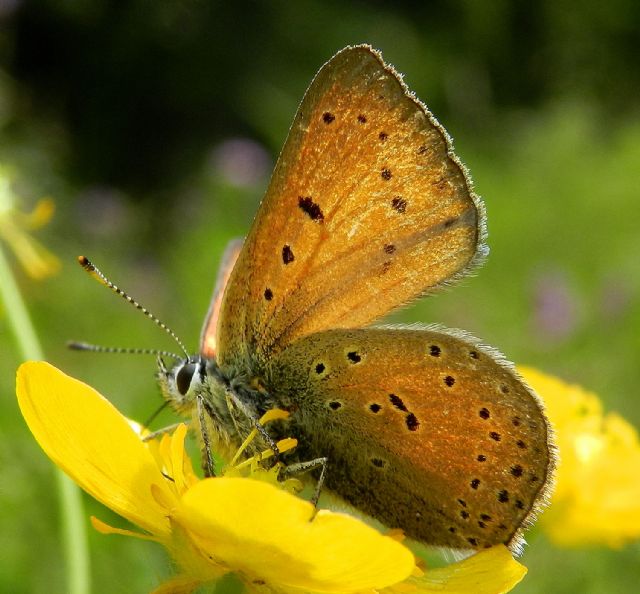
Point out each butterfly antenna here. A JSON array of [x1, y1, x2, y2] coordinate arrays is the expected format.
[[77, 255, 190, 359], [67, 341, 182, 361]]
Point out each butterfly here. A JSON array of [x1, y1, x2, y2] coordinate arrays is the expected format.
[[157, 44, 555, 554]]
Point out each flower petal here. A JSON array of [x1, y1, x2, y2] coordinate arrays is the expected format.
[[16, 361, 174, 537], [150, 575, 203, 594], [21, 197, 56, 229], [520, 366, 640, 547], [408, 546, 527, 593], [174, 477, 415, 593], [90, 516, 157, 542], [1, 221, 60, 278]]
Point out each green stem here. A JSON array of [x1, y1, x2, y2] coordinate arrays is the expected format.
[[0, 245, 90, 594]]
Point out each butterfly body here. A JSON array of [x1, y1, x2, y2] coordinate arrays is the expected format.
[[158, 356, 272, 462], [159, 45, 555, 554]]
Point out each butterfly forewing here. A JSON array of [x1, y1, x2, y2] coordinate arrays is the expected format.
[[265, 327, 553, 552], [215, 46, 486, 368]]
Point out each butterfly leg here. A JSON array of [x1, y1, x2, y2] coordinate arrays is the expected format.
[[224, 387, 281, 461], [280, 457, 328, 507], [197, 395, 216, 477], [141, 422, 183, 442]]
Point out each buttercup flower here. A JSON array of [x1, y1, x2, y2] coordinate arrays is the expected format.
[[0, 165, 59, 279], [17, 361, 526, 593], [519, 367, 640, 548]]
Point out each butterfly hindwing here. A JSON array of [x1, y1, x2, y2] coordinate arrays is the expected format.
[[265, 327, 553, 552]]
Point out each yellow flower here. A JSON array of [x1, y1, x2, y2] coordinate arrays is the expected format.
[[17, 361, 527, 594], [0, 166, 59, 279], [519, 367, 640, 548]]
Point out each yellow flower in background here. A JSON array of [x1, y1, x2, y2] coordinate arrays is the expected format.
[[17, 361, 526, 594], [0, 166, 59, 279], [520, 367, 640, 548]]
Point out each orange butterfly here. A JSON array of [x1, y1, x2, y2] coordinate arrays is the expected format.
[[159, 45, 555, 553]]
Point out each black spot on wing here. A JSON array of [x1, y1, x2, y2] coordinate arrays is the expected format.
[[282, 244, 295, 264], [298, 196, 324, 222], [391, 196, 407, 213]]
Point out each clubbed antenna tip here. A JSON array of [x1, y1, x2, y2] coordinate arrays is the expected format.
[[76, 256, 190, 359]]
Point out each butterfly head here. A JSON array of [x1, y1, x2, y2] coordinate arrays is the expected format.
[[158, 354, 209, 411]]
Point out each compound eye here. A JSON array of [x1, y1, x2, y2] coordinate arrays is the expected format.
[[176, 363, 197, 396]]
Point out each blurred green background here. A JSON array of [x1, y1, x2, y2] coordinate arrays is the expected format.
[[1, 1, 639, 593]]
